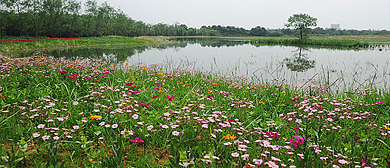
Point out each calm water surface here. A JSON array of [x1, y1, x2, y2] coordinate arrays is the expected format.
[[46, 38, 390, 90]]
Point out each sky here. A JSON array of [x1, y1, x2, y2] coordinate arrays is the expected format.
[[84, 0, 390, 30]]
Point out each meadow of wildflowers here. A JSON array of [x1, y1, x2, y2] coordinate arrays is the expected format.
[[0, 54, 389, 167]]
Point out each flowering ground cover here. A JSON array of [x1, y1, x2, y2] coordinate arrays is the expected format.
[[0, 54, 389, 167]]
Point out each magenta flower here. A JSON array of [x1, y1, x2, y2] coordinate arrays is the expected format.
[[99, 76, 106, 78], [59, 71, 67, 74], [264, 131, 281, 138], [165, 96, 175, 101], [138, 102, 150, 107], [129, 137, 144, 144], [290, 136, 309, 146], [126, 82, 133, 86], [67, 75, 77, 79], [153, 86, 161, 90], [376, 100, 384, 104]]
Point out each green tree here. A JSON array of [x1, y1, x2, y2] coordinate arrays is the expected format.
[[285, 13, 317, 39], [250, 26, 267, 36]]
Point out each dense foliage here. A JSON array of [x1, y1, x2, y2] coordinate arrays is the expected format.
[[0, 0, 389, 39]]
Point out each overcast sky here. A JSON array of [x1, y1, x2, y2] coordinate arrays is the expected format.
[[86, 0, 390, 30]]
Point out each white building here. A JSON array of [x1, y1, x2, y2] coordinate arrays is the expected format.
[[331, 24, 340, 30]]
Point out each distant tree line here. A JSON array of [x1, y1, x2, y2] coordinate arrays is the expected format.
[[0, 0, 389, 39]]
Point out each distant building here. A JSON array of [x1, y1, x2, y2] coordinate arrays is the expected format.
[[331, 24, 340, 30]]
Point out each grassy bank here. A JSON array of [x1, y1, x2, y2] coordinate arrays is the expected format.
[[0, 36, 159, 57], [251, 37, 370, 48], [1, 55, 390, 167]]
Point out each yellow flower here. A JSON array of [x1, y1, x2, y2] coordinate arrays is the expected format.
[[212, 83, 217, 86], [158, 72, 163, 75], [385, 126, 390, 130], [259, 101, 265, 104], [282, 92, 286, 94]]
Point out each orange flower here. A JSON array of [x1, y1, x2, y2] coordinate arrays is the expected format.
[[223, 134, 236, 139], [212, 83, 217, 86], [158, 90, 164, 93], [294, 86, 299, 88], [142, 67, 147, 70], [0, 93, 4, 97], [125, 63, 129, 65], [89, 115, 102, 120], [158, 72, 163, 75], [119, 61, 123, 63], [261, 85, 266, 87], [179, 82, 183, 84], [89, 159, 93, 162]]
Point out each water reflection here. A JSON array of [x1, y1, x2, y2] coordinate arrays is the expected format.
[[174, 37, 249, 48], [36, 38, 390, 90], [283, 47, 315, 72]]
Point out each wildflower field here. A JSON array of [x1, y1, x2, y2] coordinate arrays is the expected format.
[[0, 54, 390, 167]]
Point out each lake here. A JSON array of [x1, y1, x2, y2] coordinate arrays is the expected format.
[[45, 38, 390, 91]]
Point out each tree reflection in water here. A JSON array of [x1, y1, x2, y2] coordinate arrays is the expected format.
[[283, 47, 315, 72]]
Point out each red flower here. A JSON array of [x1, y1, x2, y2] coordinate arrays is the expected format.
[[151, 95, 159, 99], [292, 97, 300, 102]]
